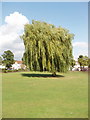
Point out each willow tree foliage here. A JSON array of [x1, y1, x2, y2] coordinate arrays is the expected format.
[[21, 20, 74, 73]]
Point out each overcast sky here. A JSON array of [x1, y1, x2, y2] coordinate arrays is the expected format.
[[0, 2, 88, 60]]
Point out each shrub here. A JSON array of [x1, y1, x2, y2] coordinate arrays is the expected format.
[[2, 69, 8, 73]]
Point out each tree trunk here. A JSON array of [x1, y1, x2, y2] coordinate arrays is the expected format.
[[52, 72, 56, 77]]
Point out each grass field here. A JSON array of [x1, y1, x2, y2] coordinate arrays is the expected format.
[[2, 71, 88, 118]]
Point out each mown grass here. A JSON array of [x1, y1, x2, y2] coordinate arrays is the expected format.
[[2, 71, 88, 118]]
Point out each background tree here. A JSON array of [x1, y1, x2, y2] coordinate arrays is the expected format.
[[78, 55, 88, 70], [88, 58, 90, 68], [21, 20, 74, 75], [2, 50, 14, 69], [0, 56, 2, 65]]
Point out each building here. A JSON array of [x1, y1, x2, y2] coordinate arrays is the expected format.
[[12, 61, 26, 70], [0, 64, 5, 69], [71, 61, 81, 71]]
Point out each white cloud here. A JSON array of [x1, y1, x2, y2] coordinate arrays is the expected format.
[[73, 42, 88, 60], [5, 12, 29, 30], [0, 12, 29, 60], [73, 42, 88, 48]]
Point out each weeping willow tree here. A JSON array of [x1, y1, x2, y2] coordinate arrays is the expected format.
[[21, 20, 74, 75]]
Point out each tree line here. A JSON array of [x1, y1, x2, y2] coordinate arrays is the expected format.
[[0, 50, 89, 71]]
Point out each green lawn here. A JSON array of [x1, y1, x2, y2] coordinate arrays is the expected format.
[[2, 71, 88, 118]]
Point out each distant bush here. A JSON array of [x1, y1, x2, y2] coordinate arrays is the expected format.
[[13, 69, 18, 72], [2, 69, 8, 73], [2, 69, 18, 73], [2, 68, 28, 73], [7, 70, 13, 72]]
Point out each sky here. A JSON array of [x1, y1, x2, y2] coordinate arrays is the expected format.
[[0, 2, 88, 60]]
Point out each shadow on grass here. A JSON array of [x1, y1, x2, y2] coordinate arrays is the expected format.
[[21, 73, 64, 78]]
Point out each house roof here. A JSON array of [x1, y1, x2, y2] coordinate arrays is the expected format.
[[15, 61, 23, 64]]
